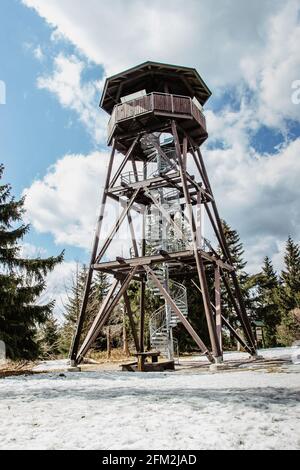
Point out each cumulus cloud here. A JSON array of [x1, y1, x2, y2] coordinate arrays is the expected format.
[[21, 0, 300, 276], [23, 151, 137, 258], [39, 261, 78, 322], [23, 0, 300, 136], [22, 0, 283, 85], [19, 242, 47, 258], [241, 0, 300, 128], [37, 54, 107, 143], [23, 152, 107, 248], [203, 107, 300, 272], [22, 130, 300, 275]]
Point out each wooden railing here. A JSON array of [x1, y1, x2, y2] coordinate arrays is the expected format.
[[107, 92, 206, 141]]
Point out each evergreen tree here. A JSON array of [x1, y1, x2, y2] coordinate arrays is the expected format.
[[39, 313, 61, 358], [60, 264, 87, 354], [278, 236, 300, 313], [0, 164, 63, 359], [254, 257, 280, 347], [276, 237, 300, 345], [60, 265, 111, 354], [218, 221, 252, 341], [221, 221, 247, 273]]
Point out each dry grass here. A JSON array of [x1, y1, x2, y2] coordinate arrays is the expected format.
[[87, 348, 135, 363], [0, 360, 38, 378]]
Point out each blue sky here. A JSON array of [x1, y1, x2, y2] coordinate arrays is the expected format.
[[0, 0, 101, 265], [1, 0, 300, 311]]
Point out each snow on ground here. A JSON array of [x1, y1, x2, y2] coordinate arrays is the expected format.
[[33, 359, 70, 372], [0, 348, 300, 450]]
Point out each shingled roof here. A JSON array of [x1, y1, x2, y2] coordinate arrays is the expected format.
[[100, 61, 212, 114]]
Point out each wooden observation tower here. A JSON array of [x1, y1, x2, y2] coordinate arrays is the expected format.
[[70, 61, 257, 367]]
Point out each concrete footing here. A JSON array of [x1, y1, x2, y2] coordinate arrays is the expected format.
[[249, 355, 264, 362], [67, 366, 81, 372], [209, 363, 228, 372]]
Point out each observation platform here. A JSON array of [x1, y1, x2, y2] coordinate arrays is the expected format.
[[107, 92, 208, 153]]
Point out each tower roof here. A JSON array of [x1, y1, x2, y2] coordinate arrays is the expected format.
[[100, 61, 212, 114]]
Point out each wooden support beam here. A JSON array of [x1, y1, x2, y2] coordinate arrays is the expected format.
[[196, 190, 202, 249], [77, 267, 139, 363], [109, 136, 139, 189], [195, 148, 256, 350], [76, 278, 120, 362], [172, 120, 222, 360], [191, 279, 252, 355], [93, 249, 233, 272], [127, 209, 139, 257], [69, 141, 116, 363], [139, 278, 146, 353], [144, 265, 214, 363], [221, 271, 256, 352], [95, 188, 140, 263], [215, 266, 222, 351], [123, 291, 140, 353]]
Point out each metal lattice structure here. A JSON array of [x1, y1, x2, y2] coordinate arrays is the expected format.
[[70, 61, 257, 366]]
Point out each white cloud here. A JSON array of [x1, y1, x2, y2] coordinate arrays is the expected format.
[[23, 151, 136, 257], [22, 130, 300, 276], [33, 45, 44, 61], [241, 0, 300, 128], [23, 0, 300, 138], [21, 0, 300, 276], [23, 152, 107, 248], [37, 54, 107, 143], [39, 261, 78, 322], [203, 108, 300, 272], [22, 0, 284, 84], [19, 242, 47, 258]]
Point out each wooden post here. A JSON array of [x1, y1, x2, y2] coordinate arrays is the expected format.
[[70, 141, 116, 364], [95, 188, 140, 263], [123, 292, 140, 353], [107, 326, 111, 359], [139, 160, 147, 354], [76, 267, 139, 363], [144, 265, 214, 362], [191, 279, 253, 355], [139, 278, 146, 353], [196, 190, 202, 249], [122, 310, 130, 357], [196, 147, 256, 351], [172, 122, 222, 361], [215, 265, 222, 352]]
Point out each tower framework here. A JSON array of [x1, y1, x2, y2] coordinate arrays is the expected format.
[[70, 61, 257, 366]]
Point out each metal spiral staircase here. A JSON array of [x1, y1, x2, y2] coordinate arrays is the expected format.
[[148, 267, 188, 358], [122, 132, 191, 360], [142, 133, 190, 359]]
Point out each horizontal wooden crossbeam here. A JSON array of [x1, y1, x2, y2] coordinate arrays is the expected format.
[[92, 249, 234, 272]]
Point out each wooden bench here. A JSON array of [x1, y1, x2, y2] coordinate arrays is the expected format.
[[136, 351, 161, 371]]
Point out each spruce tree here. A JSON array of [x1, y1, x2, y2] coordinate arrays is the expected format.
[[279, 236, 300, 313], [255, 257, 280, 347], [60, 265, 111, 355], [60, 264, 87, 354], [276, 237, 300, 345], [0, 164, 64, 359], [218, 221, 252, 337], [39, 313, 61, 358]]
